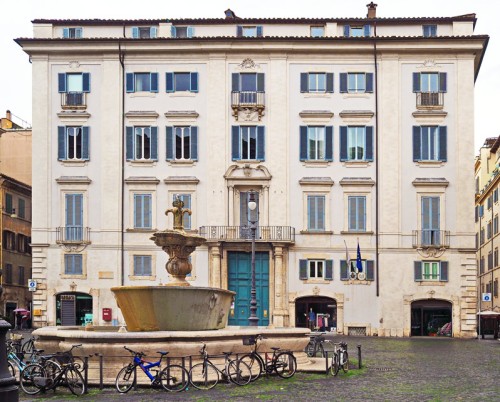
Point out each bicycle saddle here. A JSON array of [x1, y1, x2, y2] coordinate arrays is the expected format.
[[157, 351, 168, 355]]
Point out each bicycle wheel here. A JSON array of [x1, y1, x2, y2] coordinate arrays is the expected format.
[[19, 364, 46, 395], [227, 360, 252, 386], [318, 343, 325, 358], [305, 341, 315, 357], [43, 360, 62, 384], [115, 365, 136, 393], [275, 352, 296, 379], [21, 339, 34, 356], [7, 361, 16, 378], [66, 367, 86, 395], [160, 364, 189, 392], [189, 362, 218, 390], [238, 354, 263, 382], [341, 351, 349, 373], [330, 352, 340, 376]]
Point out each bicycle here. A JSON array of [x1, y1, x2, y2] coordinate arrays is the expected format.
[[305, 334, 327, 357], [329, 342, 349, 376], [189, 343, 252, 390], [8, 348, 61, 382], [21, 336, 36, 356], [115, 346, 189, 393], [238, 335, 297, 382]]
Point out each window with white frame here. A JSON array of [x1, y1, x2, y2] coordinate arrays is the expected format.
[[299, 259, 333, 280], [64, 254, 83, 275], [171, 26, 194, 38], [134, 194, 152, 229], [166, 126, 198, 161], [231, 126, 265, 161], [125, 72, 159, 93], [414, 261, 448, 281], [344, 24, 370, 37], [166, 72, 198, 92], [62, 27, 82, 38], [298, 126, 332, 162], [132, 26, 157, 38], [422, 25, 437, 37], [339, 73, 373, 93], [65, 193, 83, 241], [339, 126, 373, 162], [413, 72, 447, 93], [421, 196, 440, 246], [125, 126, 158, 161], [307, 195, 325, 231], [58, 126, 90, 161], [310, 26, 325, 37], [413, 126, 447, 162], [348, 196, 366, 231], [133, 255, 152, 276], [237, 25, 263, 37]]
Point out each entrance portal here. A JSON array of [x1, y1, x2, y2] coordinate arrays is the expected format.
[[411, 299, 452, 336], [295, 296, 336, 331], [56, 292, 93, 326]]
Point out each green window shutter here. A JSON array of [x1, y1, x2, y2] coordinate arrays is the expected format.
[[299, 260, 308, 280], [366, 260, 374, 281], [325, 260, 333, 280], [414, 261, 423, 281], [440, 261, 448, 282], [340, 260, 348, 280]]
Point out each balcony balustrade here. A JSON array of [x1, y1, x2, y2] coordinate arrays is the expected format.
[[200, 225, 295, 243], [412, 229, 450, 248], [231, 91, 265, 120], [56, 226, 91, 244], [61, 92, 87, 109], [416, 92, 444, 109]]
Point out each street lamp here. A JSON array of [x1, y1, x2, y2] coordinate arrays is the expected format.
[[247, 190, 259, 327]]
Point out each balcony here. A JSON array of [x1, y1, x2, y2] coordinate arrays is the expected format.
[[56, 226, 91, 245], [416, 92, 443, 109], [61, 92, 87, 110], [200, 226, 295, 243], [412, 230, 450, 249], [231, 91, 265, 121]]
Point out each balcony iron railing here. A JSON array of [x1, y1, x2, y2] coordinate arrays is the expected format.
[[56, 226, 91, 244], [412, 230, 450, 248], [61, 92, 87, 109], [416, 92, 444, 109], [231, 91, 265, 120], [200, 226, 295, 243]]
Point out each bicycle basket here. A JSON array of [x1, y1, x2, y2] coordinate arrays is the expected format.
[[55, 352, 73, 364], [242, 336, 256, 346]]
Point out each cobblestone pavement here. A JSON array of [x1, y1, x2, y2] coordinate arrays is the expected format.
[[18, 335, 499, 402]]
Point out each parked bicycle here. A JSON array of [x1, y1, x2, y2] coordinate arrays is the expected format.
[[329, 342, 349, 376], [8, 347, 60, 381], [189, 343, 252, 390], [115, 346, 189, 393], [239, 335, 297, 382], [305, 334, 327, 357]]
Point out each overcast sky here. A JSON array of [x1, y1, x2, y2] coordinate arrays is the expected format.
[[2, 0, 498, 150]]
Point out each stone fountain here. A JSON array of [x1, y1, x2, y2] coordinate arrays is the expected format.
[[111, 196, 235, 331]]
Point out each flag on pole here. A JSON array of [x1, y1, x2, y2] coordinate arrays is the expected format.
[[344, 240, 350, 266], [356, 239, 363, 272]]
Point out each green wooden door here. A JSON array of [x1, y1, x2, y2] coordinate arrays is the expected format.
[[228, 251, 269, 326]]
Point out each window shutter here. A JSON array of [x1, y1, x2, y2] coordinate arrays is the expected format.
[[414, 261, 423, 281], [166, 126, 173, 160], [166, 72, 174, 92], [58, 126, 67, 160], [82, 126, 89, 160], [75, 28, 82, 38], [75, 255, 82, 274], [363, 24, 371, 37], [475, 206, 479, 223], [413, 72, 421, 92], [326, 73, 334, 93], [126, 73, 135, 93], [170, 26, 177, 37], [343, 25, 350, 37], [299, 260, 308, 280], [300, 126, 308, 161], [439, 126, 447, 161], [150, 27, 157, 38], [439, 72, 447, 93], [5, 195, 12, 214], [144, 195, 152, 229], [440, 261, 449, 282], [190, 72, 199, 92], [325, 126, 333, 161], [348, 196, 356, 230], [340, 260, 348, 280], [133, 194, 141, 228], [187, 26, 194, 38], [300, 73, 308, 93], [132, 27, 139, 38], [413, 126, 421, 161], [62, 28, 69, 38], [340, 126, 348, 161], [150, 126, 158, 160], [232, 73, 240, 92], [232, 126, 240, 160], [236, 25, 243, 37], [58, 73, 67, 93], [257, 73, 265, 92], [480, 205, 484, 217], [191, 126, 198, 161], [423, 25, 430, 37], [82, 73, 90, 93], [257, 126, 265, 160], [126, 126, 134, 160], [366, 260, 375, 281], [339, 73, 348, 93], [325, 260, 333, 280], [366, 73, 374, 93], [256, 26, 263, 37], [365, 126, 374, 161], [150, 73, 158, 92], [430, 25, 437, 36]]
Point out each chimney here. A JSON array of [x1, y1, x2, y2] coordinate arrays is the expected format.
[[366, 2, 377, 19], [5, 110, 11, 121]]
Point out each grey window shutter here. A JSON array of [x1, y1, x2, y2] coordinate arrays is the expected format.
[[413, 72, 421, 92], [300, 126, 308, 161], [187, 26, 194, 38], [256, 26, 263, 37], [237, 25, 243, 37], [325, 126, 333, 161], [366, 73, 374, 93], [257, 126, 265, 160], [299, 260, 308, 280], [340, 260, 348, 280], [366, 260, 375, 280], [440, 261, 448, 281], [58, 126, 67, 160], [339, 73, 348, 93], [166, 72, 174, 92], [132, 27, 139, 38], [363, 24, 371, 37], [126, 126, 134, 160], [150, 126, 158, 160], [191, 126, 198, 161], [326, 73, 334, 93], [150, 27, 157, 38], [343, 25, 350, 37], [171, 26, 177, 37], [325, 260, 333, 280], [300, 73, 308, 93], [82, 73, 90, 93], [150, 73, 158, 93], [82, 127, 89, 160], [439, 126, 447, 161], [166, 126, 173, 160], [414, 261, 423, 281], [232, 126, 241, 160], [232, 73, 240, 92], [340, 126, 348, 161], [413, 126, 421, 161], [257, 73, 265, 92], [126, 73, 134, 93], [58, 73, 67, 93], [190, 72, 199, 92], [366, 126, 374, 161], [439, 72, 447, 92]]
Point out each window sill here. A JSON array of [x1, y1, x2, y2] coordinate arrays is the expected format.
[[60, 160, 89, 167], [60, 274, 87, 280], [416, 281, 446, 286], [340, 231, 374, 235], [235, 160, 263, 164], [168, 91, 196, 97], [128, 160, 158, 166], [341, 160, 371, 167], [303, 93, 332, 98], [301, 160, 332, 167], [126, 228, 157, 233], [342, 93, 371, 99], [415, 161, 445, 167], [302, 279, 332, 284], [300, 230, 333, 235], [129, 275, 157, 281], [341, 279, 373, 285], [130, 92, 157, 98], [168, 160, 196, 166]]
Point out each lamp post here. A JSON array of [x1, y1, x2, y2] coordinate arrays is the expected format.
[[247, 190, 259, 327]]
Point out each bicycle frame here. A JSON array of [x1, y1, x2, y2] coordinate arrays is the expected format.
[[134, 354, 162, 382]]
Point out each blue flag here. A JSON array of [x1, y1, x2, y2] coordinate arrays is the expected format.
[[356, 242, 363, 272]]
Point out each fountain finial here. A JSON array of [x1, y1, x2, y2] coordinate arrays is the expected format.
[[166, 195, 192, 232]]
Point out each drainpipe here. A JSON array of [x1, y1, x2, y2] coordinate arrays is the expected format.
[[119, 39, 125, 286], [373, 18, 380, 297]]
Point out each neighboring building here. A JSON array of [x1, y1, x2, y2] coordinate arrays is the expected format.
[[17, 4, 487, 336]]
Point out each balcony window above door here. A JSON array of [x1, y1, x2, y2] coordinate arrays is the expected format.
[[58, 73, 90, 109]]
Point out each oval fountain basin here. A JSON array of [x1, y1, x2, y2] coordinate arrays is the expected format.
[[111, 286, 235, 331]]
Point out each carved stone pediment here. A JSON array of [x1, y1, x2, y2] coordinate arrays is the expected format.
[[224, 164, 272, 182], [237, 58, 260, 70]]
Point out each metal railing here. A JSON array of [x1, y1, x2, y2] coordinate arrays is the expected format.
[[412, 230, 450, 248], [416, 92, 443, 108], [200, 226, 295, 243], [231, 91, 265, 108], [56, 226, 91, 243], [61, 92, 87, 109]]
